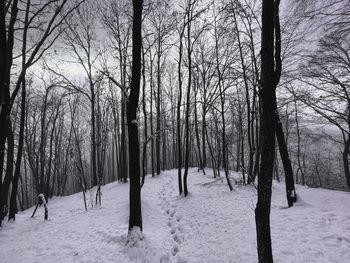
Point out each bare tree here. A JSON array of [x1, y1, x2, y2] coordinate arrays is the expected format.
[[255, 0, 277, 261], [183, 0, 207, 197], [273, 1, 297, 207], [128, 0, 143, 232], [299, 31, 350, 190]]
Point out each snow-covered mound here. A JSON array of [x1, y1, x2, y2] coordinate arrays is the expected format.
[[1, 168, 350, 262]]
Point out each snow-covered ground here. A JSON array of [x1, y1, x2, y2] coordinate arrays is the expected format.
[[1, 168, 350, 262]]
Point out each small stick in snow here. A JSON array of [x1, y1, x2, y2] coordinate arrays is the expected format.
[[31, 193, 48, 220]]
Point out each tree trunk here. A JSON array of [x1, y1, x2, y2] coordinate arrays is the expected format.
[[9, 78, 26, 220], [255, 0, 276, 261], [177, 25, 185, 195], [0, 121, 14, 224], [194, 84, 203, 172], [0, 0, 18, 205], [150, 57, 155, 177], [156, 46, 161, 175], [128, 0, 143, 232], [121, 94, 128, 182], [141, 47, 147, 183], [276, 115, 296, 207], [343, 136, 350, 190], [202, 107, 207, 168], [183, 1, 193, 196], [0, 0, 8, 201], [274, 145, 280, 182], [273, 0, 296, 207], [91, 93, 97, 186], [294, 98, 304, 184]]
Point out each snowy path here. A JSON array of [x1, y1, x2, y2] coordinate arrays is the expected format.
[[158, 169, 258, 262], [1, 168, 350, 262]]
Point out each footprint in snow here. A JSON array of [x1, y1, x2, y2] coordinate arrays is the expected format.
[[324, 236, 350, 247], [176, 214, 182, 222], [172, 244, 179, 256], [173, 233, 182, 244], [177, 225, 183, 233]]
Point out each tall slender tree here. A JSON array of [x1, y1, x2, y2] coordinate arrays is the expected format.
[[128, 0, 143, 232], [273, 0, 296, 207]]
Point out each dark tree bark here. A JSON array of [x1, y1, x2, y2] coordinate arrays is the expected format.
[[0, 121, 14, 223], [202, 107, 207, 168], [161, 108, 167, 170], [128, 0, 143, 232], [177, 20, 185, 195], [9, 79, 26, 221], [193, 79, 203, 172], [156, 45, 161, 175], [0, 1, 18, 222], [293, 96, 304, 184], [255, 0, 276, 262], [275, 118, 296, 207], [141, 46, 147, 185], [122, 97, 128, 183], [0, 0, 8, 220], [273, 0, 296, 208], [0, 0, 8, 188], [149, 55, 155, 177], [343, 135, 350, 190], [183, 0, 195, 197], [91, 88, 98, 186], [0, 0, 6, 104]]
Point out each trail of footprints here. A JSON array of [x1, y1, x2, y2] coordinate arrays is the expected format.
[[158, 176, 184, 257]]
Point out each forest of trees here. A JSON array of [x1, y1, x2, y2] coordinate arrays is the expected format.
[[0, 0, 349, 261]]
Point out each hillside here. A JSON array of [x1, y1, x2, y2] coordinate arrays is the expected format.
[[1, 168, 350, 263]]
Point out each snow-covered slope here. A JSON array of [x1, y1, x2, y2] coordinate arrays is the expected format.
[[0, 168, 350, 263]]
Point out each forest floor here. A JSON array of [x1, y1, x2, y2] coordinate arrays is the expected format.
[[1, 168, 350, 263]]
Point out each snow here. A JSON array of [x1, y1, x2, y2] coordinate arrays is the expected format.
[[1, 168, 350, 262]]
